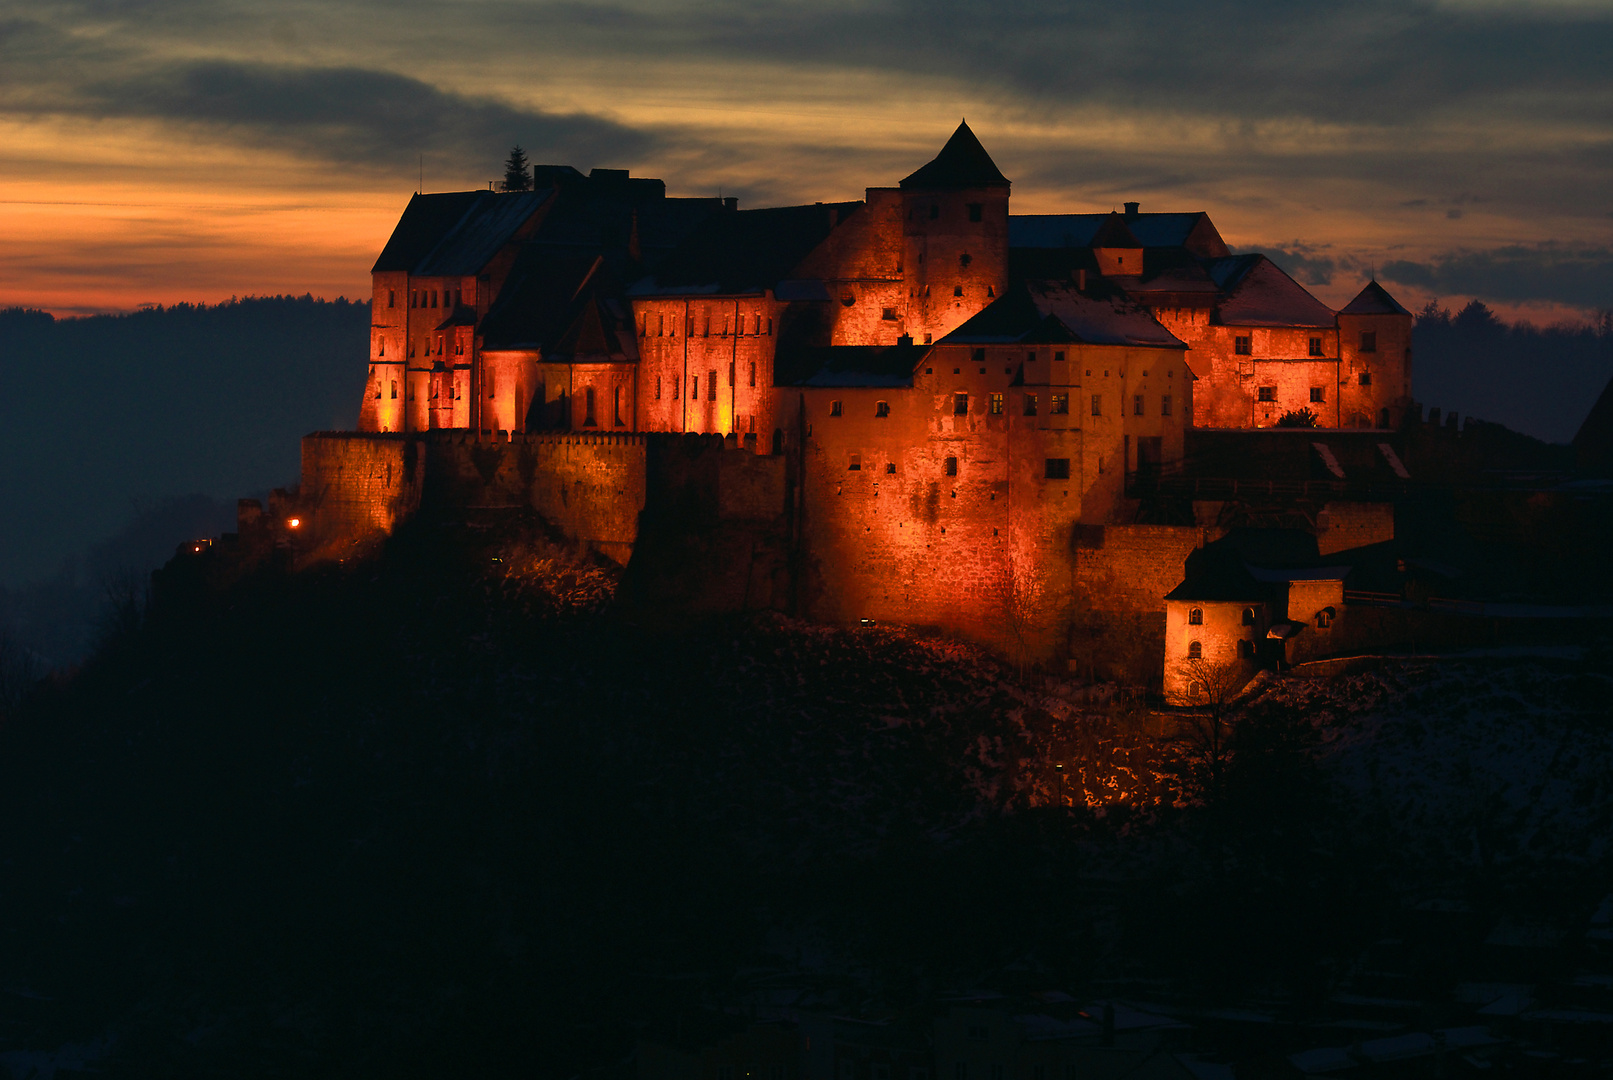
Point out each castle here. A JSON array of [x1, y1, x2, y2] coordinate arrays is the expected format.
[[294, 123, 1445, 697]]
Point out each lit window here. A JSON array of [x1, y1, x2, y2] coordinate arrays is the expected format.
[[1045, 458, 1070, 479], [954, 393, 968, 416], [1188, 608, 1203, 625], [1310, 386, 1326, 403], [1024, 393, 1038, 416], [1188, 641, 1202, 659], [1258, 386, 1277, 402], [1235, 335, 1252, 355], [1051, 394, 1069, 415], [1360, 330, 1377, 353], [876, 400, 891, 417], [989, 392, 1003, 415]]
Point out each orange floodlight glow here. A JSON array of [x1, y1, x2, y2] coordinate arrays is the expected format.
[[288, 517, 302, 528]]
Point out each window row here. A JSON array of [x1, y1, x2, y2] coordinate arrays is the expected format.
[[1186, 640, 1256, 659], [652, 364, 756, 401], [1257, 386, 1328, 403], [409, 288, 462, 309], [638, 313, 773, 338], [845, 455, 1072, 480], [1186, 607, 1258, 626], [823, 391, 1163, 418]]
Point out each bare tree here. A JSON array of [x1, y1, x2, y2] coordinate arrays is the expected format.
[[1172, 657, 1248, 799]]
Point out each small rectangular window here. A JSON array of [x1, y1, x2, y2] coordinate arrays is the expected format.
[[830, 400, 843, 417], [954, 393, 968, 415], [584, 386, 596, 426], [875, 400, 890, 417], [1258, 386, 1277, 402], [691, 376, 698, 400], [431, 290, 438, 308], [1359, 371, 1372, 386], [954, 285, 964, 297], [968, 202, 983, 222], [389, 380, 397, 400], [989, 392, 1004, 415], [614, 385, 624, 426], [848, 453, 861, 471], [1161, 394, 1172, 416], [728, 361, 735, 386], [672, 375, 679, 399], [945, 456, 958, 476], [388, 290, 395, 308], [1133, 394, 1145, 416], [1310, 386, 1326, 403], [1051, 393, 1069, 415], [1235, 335, 1252, 355], [1090, 393, 1101, 416], [882, 307, 898, 321], [455, 289, 462, 308], [1309, 336, 1324, 357], [708, 371, 717, 401], [656, 375, 662, 400], [1360, 330, 1377, 353], [972, 348, 985, 363], [885, 462, 896, 474], [1053, 351, 1065, 363], [749, 362, 756, 387], [1045, 458, 1071, 479], [1024, 393, 1038, 416]]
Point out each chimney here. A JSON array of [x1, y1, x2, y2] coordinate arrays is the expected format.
[[1123, 201, 1139, 216], [723, 196, 738, 212], [897, 333, 913, 347]]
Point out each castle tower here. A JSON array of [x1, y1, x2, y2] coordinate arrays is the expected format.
[[900, 121, 1011, 345], [1337, 279, 1414, 429]]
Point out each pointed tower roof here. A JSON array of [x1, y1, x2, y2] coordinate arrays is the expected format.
[[900, 121, 1010, 190], [1089, 212, 1143, 249], [1340, 279, 1412, 316]]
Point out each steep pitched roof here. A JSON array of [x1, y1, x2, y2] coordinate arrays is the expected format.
[[1207, 255, 1337, 328], [371, 189, 550, 276], [899, 121, 1010, 189], [631, 203, 859, 295], [479, 250, 633, 360], [1340, 279, 1412, 316], [776, 341, 929, 388], [1089, 213, 1142, 249], [943, 280, 1186, 348], [1010, 212, 1219, 251]]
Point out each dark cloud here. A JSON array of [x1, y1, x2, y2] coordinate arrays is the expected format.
[[1382, 244, 1613, 310], [0, 19, 652, 174], [1232, 244, 1350, 288]]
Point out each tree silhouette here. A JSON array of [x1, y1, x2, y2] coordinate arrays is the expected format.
[[1276, 406, 1319, 428], [501, 145, 532, 192]]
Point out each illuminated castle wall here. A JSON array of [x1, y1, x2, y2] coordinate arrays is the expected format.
[[319, 124, 1414, 674]]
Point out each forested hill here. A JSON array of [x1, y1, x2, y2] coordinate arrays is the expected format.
[[1409, 301, 1612, 444], [0, 296, 368, 589]]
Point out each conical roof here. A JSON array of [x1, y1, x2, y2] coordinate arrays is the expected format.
[[1340, 279, 1412, 316], [900, 121, 1010, 189]]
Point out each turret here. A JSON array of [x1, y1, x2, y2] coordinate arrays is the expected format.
[[899, 121, 1011, 344]]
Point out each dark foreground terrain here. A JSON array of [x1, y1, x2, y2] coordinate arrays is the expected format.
[[0, 515, 1609, 1077]]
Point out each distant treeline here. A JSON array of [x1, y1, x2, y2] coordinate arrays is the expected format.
[[1411, 300, 1613, 443], [0, 296, 368, 655]]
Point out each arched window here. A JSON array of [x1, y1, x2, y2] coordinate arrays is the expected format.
[[1317, 607, 1335, 629], [1242, 607, 1257, 626], [1187, 641, 1202, 660], [1188, 608, 1203, 626], [1237, 640, 1254, 658]]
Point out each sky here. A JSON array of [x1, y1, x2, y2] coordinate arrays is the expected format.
[[0, 0, 1610, 321]]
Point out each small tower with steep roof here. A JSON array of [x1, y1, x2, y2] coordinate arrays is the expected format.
[[899, 121, 1011, 345]]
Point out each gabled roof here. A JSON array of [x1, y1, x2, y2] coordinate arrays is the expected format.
[[1340, 279, 1412, 316], [944, 279, 1186, 348], [1010, 212, 1218, 251], [776, 341, 929, 388], [1089, 213, 1142, 249], [479, 250, 633, 361], [370, 189, 550, 276], [899, 121, 1010, 190], [1207, 255, 1337, 328], [1165, 544, 1271, 602], [630, 203, 859, 295]]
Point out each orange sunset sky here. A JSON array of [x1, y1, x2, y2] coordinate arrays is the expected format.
[[1, 0, 1610, 322]]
